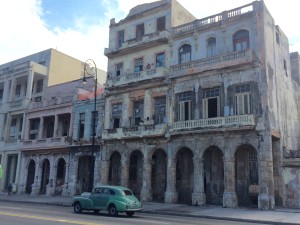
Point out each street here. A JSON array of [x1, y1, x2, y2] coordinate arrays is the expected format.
[[0, 201, 270, 225]]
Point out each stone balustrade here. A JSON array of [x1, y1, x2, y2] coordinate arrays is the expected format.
[[173, 3, 253, 35], [171, 114, 255, 131], [19, 136, 68, 150]]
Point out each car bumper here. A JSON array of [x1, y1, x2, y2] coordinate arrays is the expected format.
[[124, 207, 143, 212]]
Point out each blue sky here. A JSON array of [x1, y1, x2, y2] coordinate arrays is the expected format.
[[1, 0, 300, 72]]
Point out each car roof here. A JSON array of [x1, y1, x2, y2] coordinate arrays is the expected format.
[[94, 185, 130, 191]]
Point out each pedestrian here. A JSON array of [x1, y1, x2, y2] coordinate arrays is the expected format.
[[8, 183, 12, 196]]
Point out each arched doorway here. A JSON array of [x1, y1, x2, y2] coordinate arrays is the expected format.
[[151, 149, 167, 202], [26, 160, 35, 194], [108, 151, 121, 186], [176, 147, 194, 204], [235, 145, 258, 206], [55, 158, 66, 195], [203, 146, 224, 205], [76, 155, 94, 194], [40, 159, 50, 194], [128, 150, 143, 200]]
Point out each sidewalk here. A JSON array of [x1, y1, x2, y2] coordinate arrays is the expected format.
[[0, 193, 299, 225]]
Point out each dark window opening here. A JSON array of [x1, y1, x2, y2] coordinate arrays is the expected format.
[[233, 30, 249, 51], [156, 52, 165, 67], [207, 98, 218, 118], [179, 44, 191, 64], [154, 96, 166, 124], [79, 113, 85, 138], [136, 23, 144, 40], [118, 30, 124, 48], [157, 16, 166, 32], [116, 63, 123, 76], [135, 58, 143, 73]]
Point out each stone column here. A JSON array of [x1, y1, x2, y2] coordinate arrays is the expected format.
[[164, 158, 178, 203], [62, 160, 70, 196], [31, 158, 40, 195], [0, 113, 5, 141], [3, 79, 10, 104], [140, 153, 152, 201], [25, 68, 34, 101], [3, 113, 11, 142], [68, 113, 73, 137], [25, 118, 30, 140], [100, 159, 109, 185], [9, 78, 16, 102], [223, 157, 238, 208], [194, 82, 200, 120], [18, 155, 27, 194], [21, 113, 26, 140], [54, 114, 59, 137], [258, 132, 275, 210], [121, 159, 129, 187], [38, 117, 44, 139], [192, 158, 206, 205], [46, 161, 55, 196]]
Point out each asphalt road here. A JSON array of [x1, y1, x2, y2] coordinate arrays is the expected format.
[[0, 201, 269, 225]]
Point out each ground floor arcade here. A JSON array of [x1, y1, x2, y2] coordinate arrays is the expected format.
[[18, 130, 282, 210]]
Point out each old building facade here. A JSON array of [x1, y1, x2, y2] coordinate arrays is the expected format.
[[102, 0, 300, 210], [0, 49, 88, 193]]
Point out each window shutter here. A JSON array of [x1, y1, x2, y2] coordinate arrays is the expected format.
[[188, 101, 191, 120], [202, 99, 208, 119], [217, 97, 220, 117], [179, 102, 184, 121]]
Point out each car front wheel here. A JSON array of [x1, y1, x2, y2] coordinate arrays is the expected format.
[[73, 202, 82, 214], [108, 204, 118, 217], [126, 211, 134, 217]]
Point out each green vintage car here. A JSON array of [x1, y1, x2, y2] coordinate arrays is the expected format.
[[73, 185, 142, 217]]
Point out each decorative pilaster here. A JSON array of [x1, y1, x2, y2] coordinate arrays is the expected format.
[[31, 158, 40, 196], [192, 158, 206, 205], [223, 157, 238, 208], [100, 159, 109, 185]]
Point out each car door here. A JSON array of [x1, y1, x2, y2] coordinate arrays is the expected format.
[[99, 188, 110, 209], [90, 187, 102, 209]]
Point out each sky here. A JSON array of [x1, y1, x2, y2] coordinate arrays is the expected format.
[[1, 0, 300, 72]]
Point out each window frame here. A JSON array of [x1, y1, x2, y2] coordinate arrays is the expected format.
[[179, 44, 192, 64]]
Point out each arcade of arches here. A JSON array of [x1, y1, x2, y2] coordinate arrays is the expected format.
[[19, 134, 280, 210]]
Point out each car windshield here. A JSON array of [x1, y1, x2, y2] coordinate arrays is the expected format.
[[122, 190, 133, 196]]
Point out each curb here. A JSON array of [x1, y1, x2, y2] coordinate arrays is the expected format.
[[0, 198, 299, 225]]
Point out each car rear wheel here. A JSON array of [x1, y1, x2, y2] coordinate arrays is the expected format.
[[108, 204, 118, 217], [74, 202, 82, 214], [126, 211, 134, 217]]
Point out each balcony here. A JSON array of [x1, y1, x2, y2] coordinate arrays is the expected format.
[[170, 114, 255, 132], [169, 49, 253, 77], [104, 30, 170, 57], [102, 123, 168, 140], [19, 137, 69, 151], [106, 67, 169, 87], [28, 95, 73, 110]]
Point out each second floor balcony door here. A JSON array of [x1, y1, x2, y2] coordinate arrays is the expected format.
[[203, 87, 220, 119]]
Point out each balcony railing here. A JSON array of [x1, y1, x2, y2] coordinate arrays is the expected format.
[[171, 114, 255, 131], [173, 3, 253, 35], [106, 67, 169, 87], [28, 95, 73, 110], [169, 49, 253, 77], [102, 124, 167, 140], [19, 136, 68, 150]]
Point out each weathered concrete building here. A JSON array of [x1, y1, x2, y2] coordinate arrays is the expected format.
[[0, 49, 87, 193], [102, 0, 300, 210]]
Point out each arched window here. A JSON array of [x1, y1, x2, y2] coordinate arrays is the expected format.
[[179, 44, 191, 64], [207, 37, 216, 57], [233, 30, 249, 51]]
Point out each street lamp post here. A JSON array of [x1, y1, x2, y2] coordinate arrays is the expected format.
[[82, 59, 98, 192]]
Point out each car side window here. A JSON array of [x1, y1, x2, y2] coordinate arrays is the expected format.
[[103, 188, 109, 195], [110, 189, 115, 195]]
